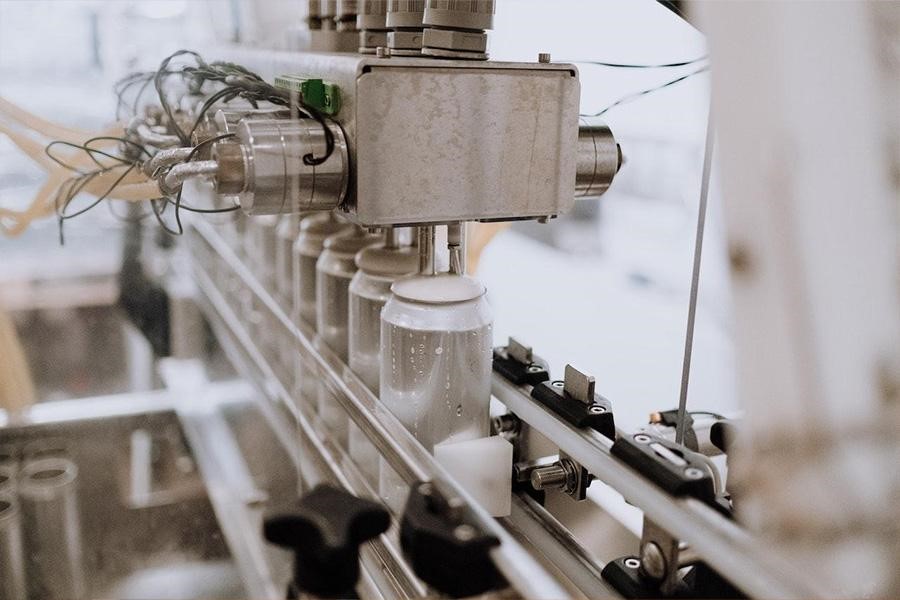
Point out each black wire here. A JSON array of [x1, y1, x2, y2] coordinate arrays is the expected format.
[[689, 410, 727, 420], [574, 57, 707, 69], [55, 164, 136, 244], [154, 50, 203, 145], [581, 64, 710, 118], [45, 140, 130, 173]]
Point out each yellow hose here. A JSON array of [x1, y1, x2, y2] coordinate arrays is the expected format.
[[0, 308, 36, 413]]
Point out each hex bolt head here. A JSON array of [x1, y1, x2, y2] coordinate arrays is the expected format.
[[624, 557, 641, 569], [527, 365, 542, 373], [634, 433, 651, 444], [552, 380, 564, 389]]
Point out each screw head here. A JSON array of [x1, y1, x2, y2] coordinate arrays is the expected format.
[[417, 482, 434, 496], [589, 405, 605, 414], [684, 467, 705, 480], [634, 434, 651, 444], [639, 542, 667, 581], [527, 365, 542, 373], [454, 524, 477, 541], [538, 52, 551, 63], [624, 557, 641, 569], [552, 380, 564, 389]]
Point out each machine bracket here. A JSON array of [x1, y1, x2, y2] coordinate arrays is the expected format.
[[492, 337, 551, 386], [530, 364, 615, 439]]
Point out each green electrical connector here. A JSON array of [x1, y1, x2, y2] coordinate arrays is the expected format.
[[274, 75, 342, 116]]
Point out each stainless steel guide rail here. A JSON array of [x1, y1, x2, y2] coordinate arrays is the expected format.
[[189, 218, 821, 600], [188, 219, 571, 600], [491, 376, 823, 599]]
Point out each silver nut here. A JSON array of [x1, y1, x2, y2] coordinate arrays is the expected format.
[[589, 405, 606, 414], [552, 380, 564, 389], [639, 542, 667, 581], [684, 467, 705, 480], [624, 557, 641, 569], [634, 433, 651, 444], [527, 365, 542, 373]]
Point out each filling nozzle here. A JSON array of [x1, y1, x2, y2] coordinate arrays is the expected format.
[[161, 159, 219, 195]]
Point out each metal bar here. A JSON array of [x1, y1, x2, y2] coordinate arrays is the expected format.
[[190, 222, 570, 599], [503, 494, 618, 599], [675, 108, 715, 445], [490, 376, 822, 599]]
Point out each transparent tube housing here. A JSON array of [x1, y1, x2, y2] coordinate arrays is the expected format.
[[19, 457, 86, 600]]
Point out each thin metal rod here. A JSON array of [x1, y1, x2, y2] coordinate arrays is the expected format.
[[675, 108, 715, 445], [447, 222, 466, 275], [417, 225, 435, 275]]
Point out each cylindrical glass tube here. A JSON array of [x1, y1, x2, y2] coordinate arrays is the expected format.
[[0, 492, 27, 600], [347, 243, 418, 483], [18, 457, 86, 600], [315, 228, 382, 446], [379, 274, 492, 505]]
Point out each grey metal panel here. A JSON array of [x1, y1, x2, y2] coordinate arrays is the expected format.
[[354, 65, 579, 225]]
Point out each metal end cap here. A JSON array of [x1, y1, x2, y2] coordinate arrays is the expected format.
[[391, 274, 485, 304], [211, 141, 246, 195]]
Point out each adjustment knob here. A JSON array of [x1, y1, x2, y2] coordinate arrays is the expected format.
[[263, 484, 390, 598]]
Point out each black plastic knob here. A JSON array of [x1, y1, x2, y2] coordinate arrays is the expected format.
[[263, 484, 390, 599], [400, 481, 504, 598]]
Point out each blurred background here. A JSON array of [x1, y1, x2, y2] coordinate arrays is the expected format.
[[0, 0, 730, 430]]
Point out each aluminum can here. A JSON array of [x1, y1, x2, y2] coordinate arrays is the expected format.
[[347, 243, 417, 483], [315, 228, 381, 445]]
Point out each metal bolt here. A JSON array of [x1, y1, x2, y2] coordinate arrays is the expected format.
[[634, 434, 651, 444], [492, 414, 520, 435], [527, 365, 542, 373], [538, 52, 551, 63], [639, 542, 667, 581], [417, 482, 434, 496], [376, 46, 389, 58], [552, 380, 564, 389], [624, 557, 641, 569], [684, 467, 705, 480], [530, 463, 569, 491], [589, 405, 605, 414], [454, 524, 477, 541]]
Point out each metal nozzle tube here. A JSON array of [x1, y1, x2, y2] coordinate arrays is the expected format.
[[162, 160, 219, 195]]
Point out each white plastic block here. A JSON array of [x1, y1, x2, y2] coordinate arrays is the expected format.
[[434, 435, 512, 517]]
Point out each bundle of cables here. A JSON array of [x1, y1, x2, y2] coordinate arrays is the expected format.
[[0, 50, 336, 243]]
